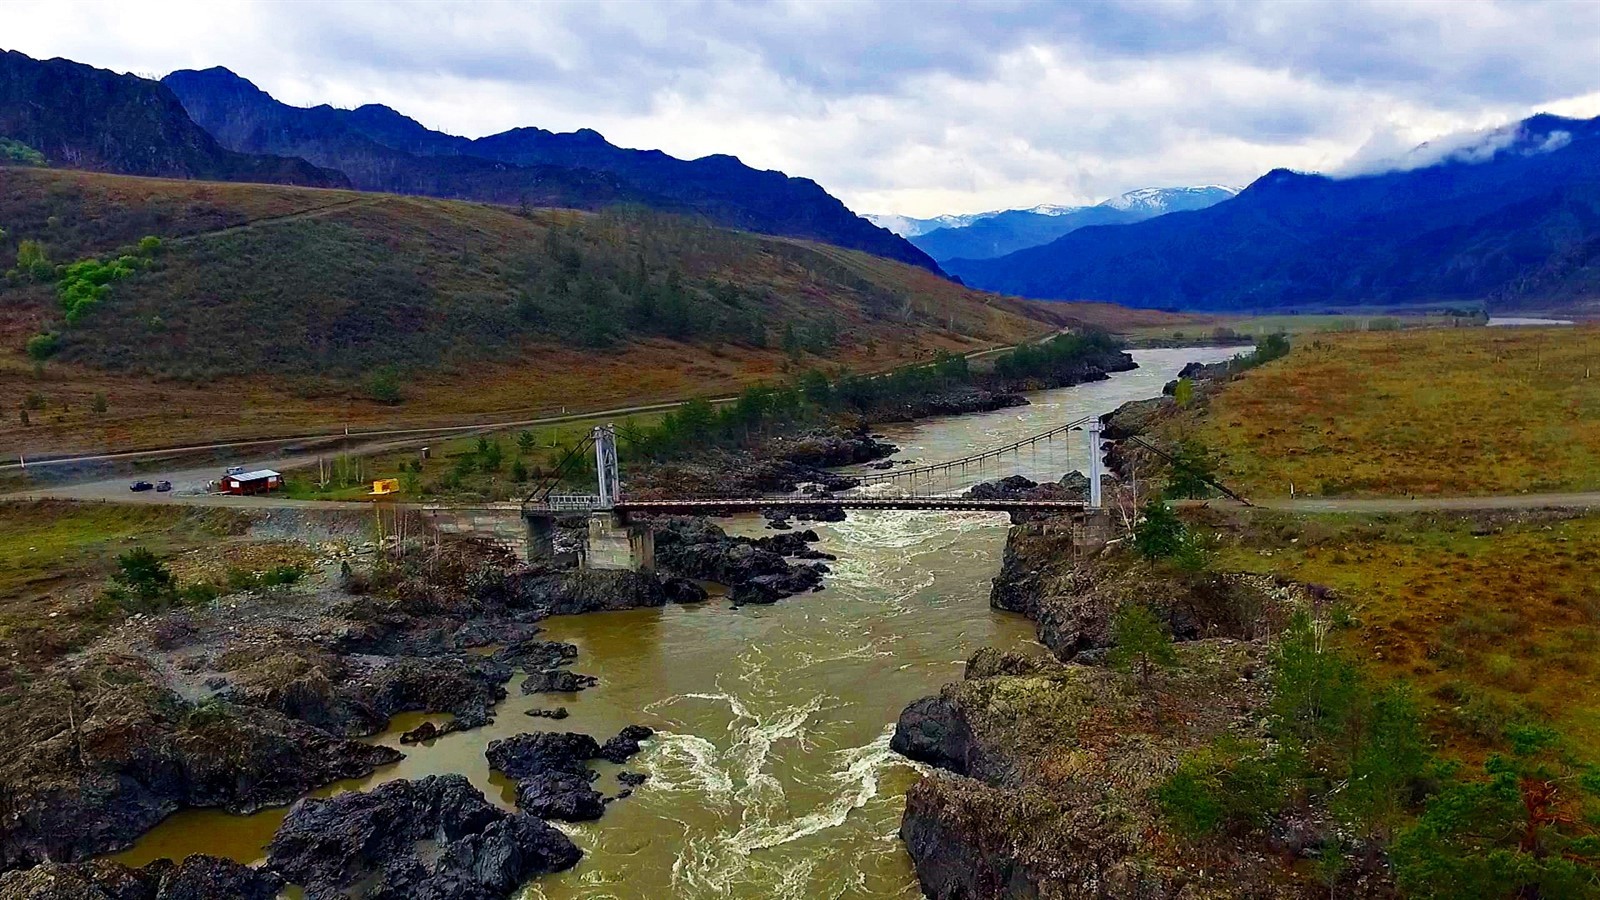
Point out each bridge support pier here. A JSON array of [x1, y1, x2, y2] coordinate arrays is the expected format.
[[585, 511, 655, 572], [525, 514, 557, 563]]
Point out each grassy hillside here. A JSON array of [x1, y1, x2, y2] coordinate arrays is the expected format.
[[1171, 325, 1600, 496], [1215, 509, 1600, 765], [0, 168, 1136, 454]]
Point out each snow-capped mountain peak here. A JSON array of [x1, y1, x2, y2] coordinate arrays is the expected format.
[[865, 211, 997, 237], [1100, 185, 1241, 214], [1020, 203, 1087, 217]]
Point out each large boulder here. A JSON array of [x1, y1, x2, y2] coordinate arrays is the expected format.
[[505, 570, 667, 616], [484, 733, 601, 781], [264, 774, 578, 900], [889, 694, 975, 775], [519, 670, 598, 694], [484, 728, 655, 820], [510, 771, 604, 822], [484, 732, 604, 822], [598, 725, 655, 764], [492, 640, 578, 672]]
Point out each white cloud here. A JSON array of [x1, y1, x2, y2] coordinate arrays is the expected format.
[[5, 0, 1599, 217]]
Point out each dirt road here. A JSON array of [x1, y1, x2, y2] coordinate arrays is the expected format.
[[1255, 492, 1600, 513]]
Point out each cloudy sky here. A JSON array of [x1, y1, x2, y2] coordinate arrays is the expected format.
[[10, 0, 1600, 217]]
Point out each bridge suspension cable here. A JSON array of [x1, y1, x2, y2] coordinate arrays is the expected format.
[[524, 414, 1108, 514], [850, 414, 1096, 485]]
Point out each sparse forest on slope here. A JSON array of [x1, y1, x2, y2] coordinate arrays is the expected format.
[[950, 114, 1600, 313], [160, 66, 941, 273], [0, 169, 1093, 453]]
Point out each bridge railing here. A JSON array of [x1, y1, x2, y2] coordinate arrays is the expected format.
[[527, 493, 606, 512]]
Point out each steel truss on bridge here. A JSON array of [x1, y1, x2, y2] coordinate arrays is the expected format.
[[523, 417, 1107, 516]]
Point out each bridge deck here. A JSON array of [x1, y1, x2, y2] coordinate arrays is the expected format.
[[606, 497, 1087, 513]]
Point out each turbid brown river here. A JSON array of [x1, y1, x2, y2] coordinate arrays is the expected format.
[[114, 347, 1240, 899]]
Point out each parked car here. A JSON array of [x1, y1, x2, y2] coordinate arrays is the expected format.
[[130, 480, 154, 492], [225, 465, 246, 476], [155, 480, 173, 493]]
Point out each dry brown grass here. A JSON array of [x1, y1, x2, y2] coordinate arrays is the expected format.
[[0, 168, 1180, 458], [0, 331, 1025, 457], [1181, 325, 1600, 497], [1216, 509, 1600, 762]]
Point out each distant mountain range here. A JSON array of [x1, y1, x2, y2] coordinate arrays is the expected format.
[[0, 49, 937, 273], [158, 66, 939, 272], [948, 113, 1600, 312], [0, 50, 344, 187], [868, 187, 1239, 261]]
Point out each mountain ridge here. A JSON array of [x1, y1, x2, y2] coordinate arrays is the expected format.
[[160, 66, 942, 273], [879, 186, 1238, 261], [946, 113, 1600, 312], [0, 50, 346, 188]]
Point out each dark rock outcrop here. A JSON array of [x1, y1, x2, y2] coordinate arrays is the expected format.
[[452, 620, 543, 650], [870, 387, 1030, 422], [519, 669, 598, 694], [0, 855, 281, 900], [399, 720, 442, 744], [484, 732, 604, 822], [654, 519, 829, 604], [492, 640, 578, 672], [485, 733, 602, 780], [484, 727, 656, 821], [662, 576, 709, 604], [889, 694, 976, 776], [769, 428, 899, 467], [505, 569, 668, 616], [964, 472, 1089, 523], [1, 697, 401, 873], [511, 771, 605, 822], [598, 725, 655, 764], [222, 649, 512, 738], [265, 774, 578, 900]]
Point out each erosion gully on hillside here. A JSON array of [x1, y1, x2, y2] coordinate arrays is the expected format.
[[1, 348, 1235, 899]]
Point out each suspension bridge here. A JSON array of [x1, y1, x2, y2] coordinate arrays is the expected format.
[[498, 415, 1127, 569], [523, 414, 1109, 518]]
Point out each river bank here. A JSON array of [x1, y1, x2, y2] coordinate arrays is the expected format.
[[0, 537, 699, 897], [890, 514, 1351, 897], [0, 347, 1239, 899]]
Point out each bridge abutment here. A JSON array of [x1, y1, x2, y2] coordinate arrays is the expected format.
[[1071, 507, 1116, 552], [422, 504, 530, 560]]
